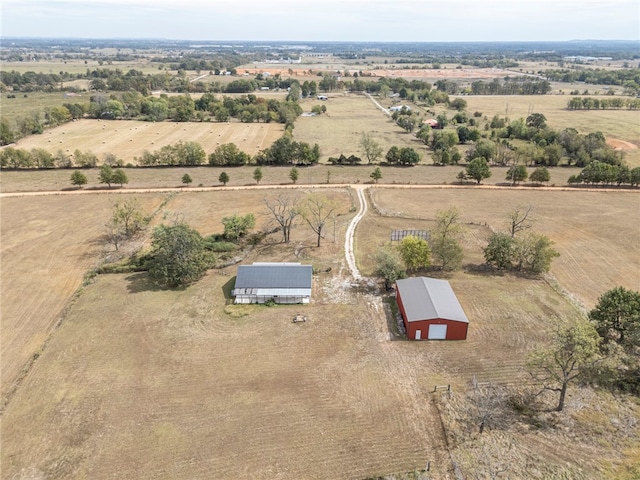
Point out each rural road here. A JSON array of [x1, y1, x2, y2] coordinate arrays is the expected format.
[[3, 182, 633, 199], [344, 185, 368, 281]]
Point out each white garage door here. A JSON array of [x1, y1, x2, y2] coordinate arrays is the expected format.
[[428, 324, 447, 340]]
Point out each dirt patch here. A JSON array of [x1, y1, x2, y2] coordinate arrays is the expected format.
[[607, 138, 638, 151]]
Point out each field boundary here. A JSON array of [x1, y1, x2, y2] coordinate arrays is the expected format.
[[2, 182, 639, 199]]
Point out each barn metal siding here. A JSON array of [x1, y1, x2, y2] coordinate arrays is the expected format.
[[396, 277, 469, 341], [233, 263, 312, 305], [404, 317, 468, 341]]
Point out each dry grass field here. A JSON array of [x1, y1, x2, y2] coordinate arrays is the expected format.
[[1, 187, 452, 479], [368, 187, 640, 309], [0, 193, 168, 404], [0, 92, 89, 125], [11, 119, 284, 165], [295, 95, 429, 162], [1, 183, 638, 478], [1, 59, 166, 75], [0, 270, 453, 479]]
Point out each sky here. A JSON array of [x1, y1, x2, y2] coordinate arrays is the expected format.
[[1, 0, 639, 42]]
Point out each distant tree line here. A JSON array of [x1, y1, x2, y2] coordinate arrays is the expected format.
[[543, 67, 640, 91], [568, 161, 640, 187], [566, 96, 640, 110], [468, 77, 551, 95], [0, 93, 302, 146]]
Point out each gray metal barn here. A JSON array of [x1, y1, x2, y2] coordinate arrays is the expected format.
[[232, 262, 312, 304]]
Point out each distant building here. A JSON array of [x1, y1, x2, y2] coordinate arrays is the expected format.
[[396, 277, 469, 340], [423, 119, 441, 129], [390, 105, 411, 112], [233, 263, 312, 304]]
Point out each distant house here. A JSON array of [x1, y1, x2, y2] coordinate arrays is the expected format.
[[390, 105, 411, 112], [233, 262, 312, 304], [396, 277, 469, 340], [423, 119, 440, 129]]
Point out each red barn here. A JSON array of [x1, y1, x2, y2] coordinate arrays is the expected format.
[[396, 277, 469, 340]]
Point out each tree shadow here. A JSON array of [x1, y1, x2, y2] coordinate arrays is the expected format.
[[124, 272, 166, 293]]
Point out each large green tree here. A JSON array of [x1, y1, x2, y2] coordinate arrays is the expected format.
[[398, 235, 431, 272], [112, 168, 128, 187], [147, 223, 210, 288], [589, 287, 640, 347], [529, 166, 550, 185], [98, 164, 114, 188], [506, 165, 528, 186], [360, 132, 384, 164], [431, 206, 464, 271], [222, 213, 256, 242], [70, 170, 88, 188], [466, 157, 492, 184], [374, 248, 406, 290], [208, 143, 250, 166], [483, 233, 514, 270], [527, 322, 601, 411]]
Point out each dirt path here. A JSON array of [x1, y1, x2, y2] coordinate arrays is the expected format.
[[344, 185, 368, 281], [4, 182, 636, 199], [366, 93, 391, 116]]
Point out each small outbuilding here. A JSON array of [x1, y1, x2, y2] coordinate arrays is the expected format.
[[233, 262, 312, 304], [395, 277, 469, 340]]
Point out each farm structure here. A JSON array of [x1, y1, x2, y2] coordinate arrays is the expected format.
[[396, 277, 469, 340], [233, 262, 312, 304]]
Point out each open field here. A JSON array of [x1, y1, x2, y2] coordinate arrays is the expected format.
[[295, 94, 429, 161], [0, 188, 351, 405], [0, 270, 453, 479], [3, 184, 636, 478], [0, 193, 168, 403], [0, 92, 90, 125], [1, 59, 167, 75], [11, 119, 284, 164], [369, 187, 640, 309]]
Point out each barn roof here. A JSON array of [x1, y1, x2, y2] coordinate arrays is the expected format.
[[234, 263, 312, 290], [396, 277, 468, 323]]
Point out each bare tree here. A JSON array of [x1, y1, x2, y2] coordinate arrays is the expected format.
[[105, 218, 124, 250], [508, 204, 534, 238], [469, 384, 507, 434], [263, 193, 299, 243], [299, 193, 337, 247]]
